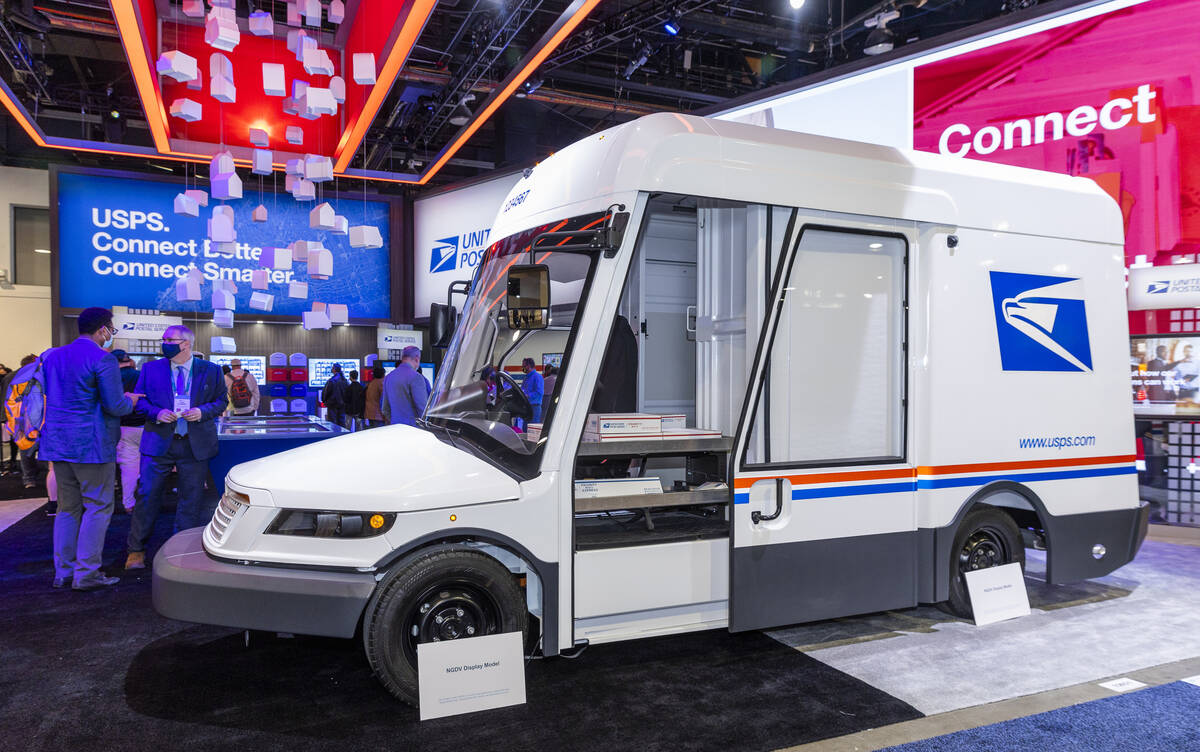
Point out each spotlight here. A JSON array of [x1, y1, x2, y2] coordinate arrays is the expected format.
[[448, 93, 475, 126], [788, 0, 805, 8], [663, 16, 680, 36], [623, 44, 652, 80], [110, 109, 120, 119]]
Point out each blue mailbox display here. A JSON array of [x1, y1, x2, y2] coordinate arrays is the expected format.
[[55, 171, 392, 319]]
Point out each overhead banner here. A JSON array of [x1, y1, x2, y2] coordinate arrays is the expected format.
[[111, 312, 182, 339], [413, 172, 522, 318], [55, 171, 392, 319]]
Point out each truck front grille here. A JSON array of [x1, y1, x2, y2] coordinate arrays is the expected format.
[[208, 493, 245, 544]]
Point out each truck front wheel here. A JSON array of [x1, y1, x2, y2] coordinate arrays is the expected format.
[[363, 546, 527, 705], [944, 507, 1025, 619]]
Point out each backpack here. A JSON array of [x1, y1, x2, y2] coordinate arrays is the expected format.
[[4, 358, 47, 451], [229, 373, 252, 408]]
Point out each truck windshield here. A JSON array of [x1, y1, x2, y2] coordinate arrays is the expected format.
[[425, 211, 606, 479]]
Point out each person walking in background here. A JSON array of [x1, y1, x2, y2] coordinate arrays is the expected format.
[[521, 357, 544, 424], [13, 354, 42, 489], [125, 325, 227, 571], [111, 350, 142, 513], [382, 347, 430, 427], [39, 307, 140, 590], [364, 365, 385, 427], [542, 365, 558, 400], [345, 370, 366, 431], [225, 358, 260, 416], [321, 364, 349, 427]]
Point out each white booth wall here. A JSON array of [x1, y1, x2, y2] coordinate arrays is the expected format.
[[0, 166, 51, 364]]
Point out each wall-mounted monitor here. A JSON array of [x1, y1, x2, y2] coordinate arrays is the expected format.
[[209, 355, 266, 383], [420, 362, 436, 385], [308, 358, 360, 388], [1132, 336, 1200, 418]]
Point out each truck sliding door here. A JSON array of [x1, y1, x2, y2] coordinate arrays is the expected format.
[[729, 224, 916, 632]]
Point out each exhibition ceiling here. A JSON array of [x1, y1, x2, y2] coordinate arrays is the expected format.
[[0, 0, 1075, 188]]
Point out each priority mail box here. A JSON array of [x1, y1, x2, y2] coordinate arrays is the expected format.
[[574, 478, 663, 499], [585, 413, 662, 438], [659, 414, 687, 431]]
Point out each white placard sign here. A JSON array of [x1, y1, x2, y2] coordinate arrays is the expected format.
[[964, 562, 1031, 626], [1128, 265, 1200, 311], [112, 312, 183, 340], [413, 172, 522, 318], [418, 631, 526, 720], [377, 327, 423, 351]]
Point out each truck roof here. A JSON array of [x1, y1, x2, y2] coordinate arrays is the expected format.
[[497, 113, 1124, 245]]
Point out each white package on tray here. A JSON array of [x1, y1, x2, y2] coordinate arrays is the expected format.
[[584, 413, 662, 440], [574, 477, 663, 499]]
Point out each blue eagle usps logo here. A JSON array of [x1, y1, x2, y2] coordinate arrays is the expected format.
[[1148, 281, 1170, 294], [430, 237, 459, 273], [989, 271, 1092, 373]]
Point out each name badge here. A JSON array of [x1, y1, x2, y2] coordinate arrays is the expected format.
[[174, 396, 191, 417]]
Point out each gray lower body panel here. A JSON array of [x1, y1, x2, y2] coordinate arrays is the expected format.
[[1044, 502, 1150, 584], [152, 528, 376, 639], [730, 530, 918, 632]]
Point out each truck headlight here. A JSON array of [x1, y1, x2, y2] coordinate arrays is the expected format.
[[265, 510, 396, 538]]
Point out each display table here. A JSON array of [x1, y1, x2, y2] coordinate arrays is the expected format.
[[210, 415, 347, 489]]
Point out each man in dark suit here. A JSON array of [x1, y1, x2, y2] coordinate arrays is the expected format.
[[125, 324, 227, 569]]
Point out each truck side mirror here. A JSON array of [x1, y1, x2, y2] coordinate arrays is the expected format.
[[506, 264, 550, 330], [429, 303, 457, 348]]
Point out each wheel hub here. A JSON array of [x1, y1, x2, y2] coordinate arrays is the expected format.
[[960, 530, 1005, 572], [408, 587, 494, 654]]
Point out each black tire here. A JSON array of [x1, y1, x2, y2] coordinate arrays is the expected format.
[[362, 545, 527, 705], [944, 506, 1026, 618]]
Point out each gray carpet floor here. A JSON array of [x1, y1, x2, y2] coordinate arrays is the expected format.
[[769, 541, 1200, 714]]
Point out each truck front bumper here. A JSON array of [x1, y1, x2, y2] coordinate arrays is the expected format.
[[152, 528, 377, 639]]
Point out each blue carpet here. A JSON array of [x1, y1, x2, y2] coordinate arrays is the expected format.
[[882, 681, 1200, 751]]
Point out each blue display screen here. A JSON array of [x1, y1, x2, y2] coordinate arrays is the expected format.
[[56, 171, 392, 319]]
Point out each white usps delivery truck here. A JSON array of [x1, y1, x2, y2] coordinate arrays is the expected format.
[[154, 113, 1147, 705]]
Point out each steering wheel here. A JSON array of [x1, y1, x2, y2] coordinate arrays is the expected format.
[[496, 371, 533, 421]]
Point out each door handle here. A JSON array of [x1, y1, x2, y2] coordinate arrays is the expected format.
[[752, 477, 785, 524], [685, 305, 697, 342]]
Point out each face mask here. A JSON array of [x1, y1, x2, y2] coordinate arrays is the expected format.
[[102, 328, 115, 349], [162, 342, 182, 359]]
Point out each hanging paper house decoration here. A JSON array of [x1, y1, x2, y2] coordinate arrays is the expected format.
[[296, 34, 317, 64], [212, 309, 234, 328], [211, 171, 243, 200], [302, 0, 321, 26], [284, 174, 298, 192], [249, 127, 269, 147], [286, 125, 304, 145], [176, 269, 204, 301], [287, 29, 304, 54], [304, 154, 333, 182], [253, 204, 269, 222], [260, 247, 291, 270], [291, 239, 323, 261], [251, 269, 270, 290], [262, 63, 286, 97], [303, 87, 337, 117], [328, 76, 346, 104], [156, 51, 198, 82], [328, 303, 348, 325], [210, 150, 235, 177], [204, 8, 240, 52], [211, 74, 236, 103], [353, 53, 377, 85], [169, 98, 202, 122], [248, 10, 273, 36], [281, 97, 300, 116], [311, 301, 327, 314], [212, 289, 236, 310], [302, 310, 331, 330], [250, 291, 275, 311], [252, 149, 272, 176], [209, 205, 236, 242], [210, 336, 237, 354], [173, 193, 200, 217], [215, 278, 238, 294], [286, 1, 301, 26], [302, 47, 335, 77], [209, 52, 235, 102], [307, 247, 333, 279], [309, 202, 335, 230], [210, 0, 235, 8], [288, 281, 308, 299], [349, 225, 384, 249], [285, 157, 305, 175], [292, 179, 316, 201], [182, 0, 204, 18], [328, 0, 345, 24], [185, 189, 208, 207], [332, 215, 348, 235], [210, 52, 233, 80], [212, 241, 238, 256], [187, 70, 203, 91]]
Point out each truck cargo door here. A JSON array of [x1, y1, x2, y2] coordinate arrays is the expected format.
[[729, 225, 918, 632]]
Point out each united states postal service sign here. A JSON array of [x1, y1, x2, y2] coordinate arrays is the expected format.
[[418, 631, 526, 720]]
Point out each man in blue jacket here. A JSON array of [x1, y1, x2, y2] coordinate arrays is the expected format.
[[521, 357, 544, 424], [125, 324, 227, 570], [40, 307, 141, 590], [381, 346, 430, 427]]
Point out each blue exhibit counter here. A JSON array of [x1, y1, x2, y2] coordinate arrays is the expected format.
[[211, 414, 346, 489]]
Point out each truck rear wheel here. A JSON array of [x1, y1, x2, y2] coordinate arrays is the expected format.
[[945, 507, 1025, 619], [362, 546, 527, 705]]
